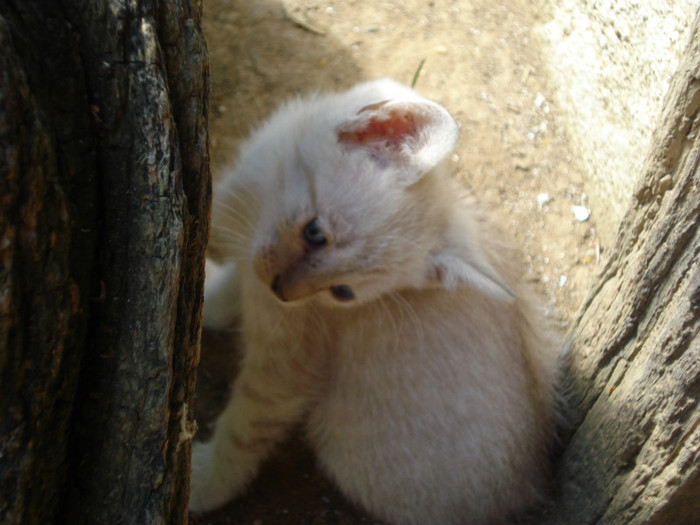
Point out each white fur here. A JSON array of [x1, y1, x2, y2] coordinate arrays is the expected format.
[[201, 259, 239, 329], [191, 79, 560, 525]]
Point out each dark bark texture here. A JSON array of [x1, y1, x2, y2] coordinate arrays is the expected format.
[[546, 9, 700, 525], [0, 1, 209, 524]]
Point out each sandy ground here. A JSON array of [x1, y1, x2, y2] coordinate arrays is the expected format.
[[191, 1, 601, 523]]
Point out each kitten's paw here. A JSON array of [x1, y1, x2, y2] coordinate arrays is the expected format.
[[189, 439, 257, 512], [189, 441, 235, 513], [202, 259, 240, 329]]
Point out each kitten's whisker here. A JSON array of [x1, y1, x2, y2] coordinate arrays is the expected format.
[[216, 193, 258, 220], [211, 223, 252, 244], [208, 236, 249, 255], [213, 191, 259, 232], [221, 187, 260, 217], [213, 207, 257, 236], [375, 296, 401, 356], [388, 291, 425, 347]]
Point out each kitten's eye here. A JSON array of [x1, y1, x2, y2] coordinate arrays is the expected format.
[[330, 285, 355, 302], [302, 217, 327, 247]]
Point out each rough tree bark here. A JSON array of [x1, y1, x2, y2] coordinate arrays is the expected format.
[[0, 1, 209, 524], [546, 10, 700, 525]]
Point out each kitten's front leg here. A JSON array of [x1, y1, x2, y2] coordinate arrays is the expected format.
[[189, 357, 310, 512]]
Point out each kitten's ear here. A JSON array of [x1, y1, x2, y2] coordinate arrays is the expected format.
[[427, 251, 515, 302], [336, 99, 458, 185]]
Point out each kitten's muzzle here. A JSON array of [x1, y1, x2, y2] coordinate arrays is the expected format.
[[270, 273, 353, 303], [269, 271, 313, 302], [257, 243, 353, 303]]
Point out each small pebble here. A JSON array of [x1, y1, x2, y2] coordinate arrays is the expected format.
[[572, 205, 591, 222], [536, 193, 551, 209], [534, 93, 546, 109]]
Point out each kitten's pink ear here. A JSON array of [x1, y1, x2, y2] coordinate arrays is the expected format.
[[428, 252, 515, 301], [336, 99, 458, 185]]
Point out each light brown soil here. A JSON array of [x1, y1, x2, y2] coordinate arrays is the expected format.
[[191, 1, 601, 524]]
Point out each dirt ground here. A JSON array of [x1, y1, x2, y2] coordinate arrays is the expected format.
[[191, 1, 601, 523]]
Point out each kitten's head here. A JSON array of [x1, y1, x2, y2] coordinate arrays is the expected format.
[[220, 80, 511, 307]]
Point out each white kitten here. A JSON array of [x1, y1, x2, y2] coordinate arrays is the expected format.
[[190, 79, 561, 525]]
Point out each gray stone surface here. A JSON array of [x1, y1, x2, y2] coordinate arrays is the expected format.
[[538, 0, 697, 244]]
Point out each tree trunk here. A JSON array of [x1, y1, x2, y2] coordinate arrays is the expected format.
[[546, 9, 700, 525], [0, 1, 209, 524]]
